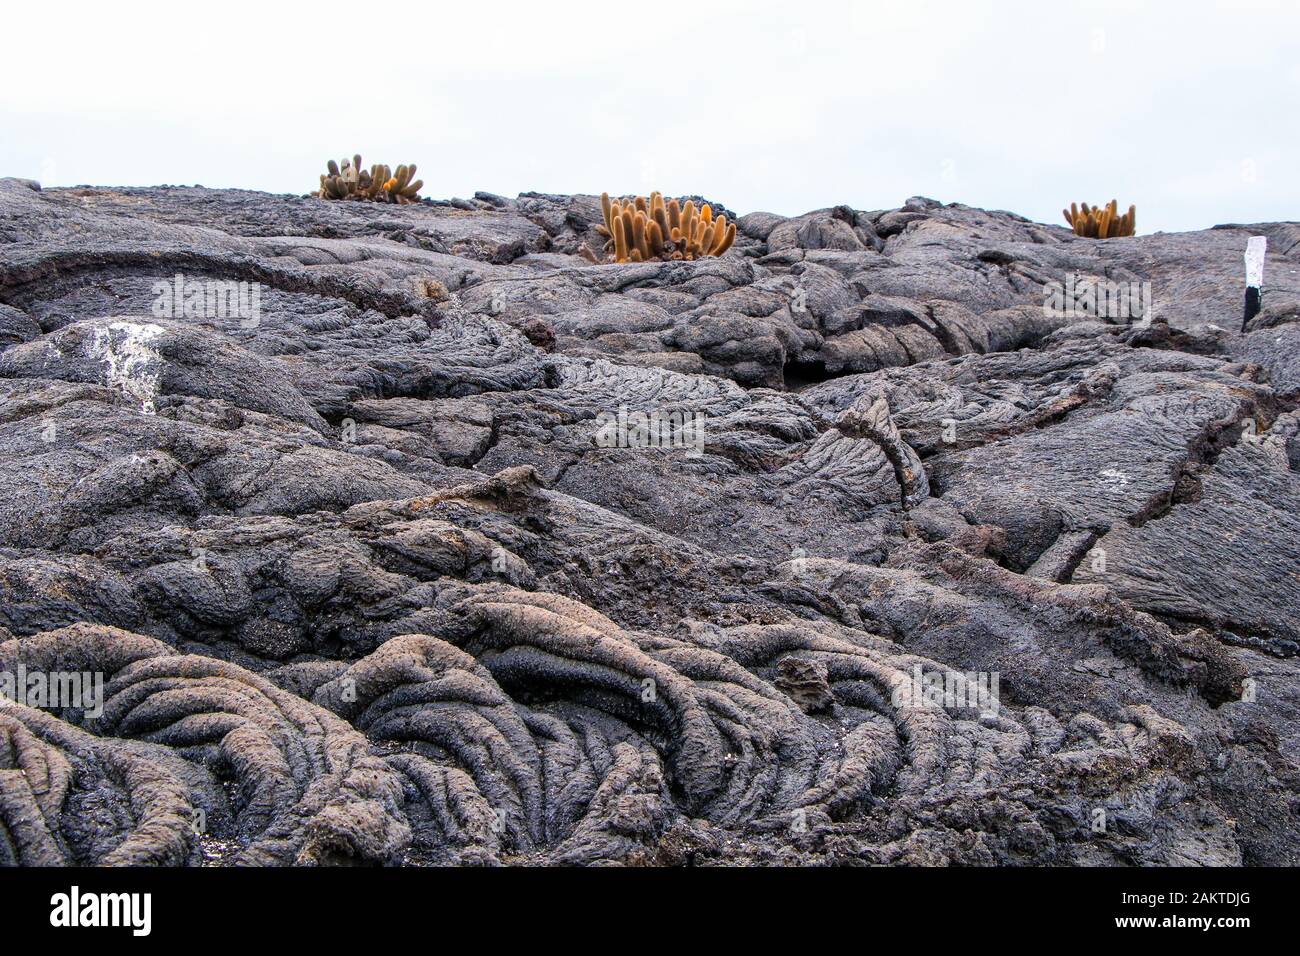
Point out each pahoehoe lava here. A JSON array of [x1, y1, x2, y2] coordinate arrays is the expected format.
[[1, 178, 1298, 865]]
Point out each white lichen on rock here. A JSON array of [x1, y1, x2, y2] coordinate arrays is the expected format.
[[86, 321, 164, 413]]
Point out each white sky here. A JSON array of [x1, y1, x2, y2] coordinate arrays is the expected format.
[[2, 0, 1296, 233]]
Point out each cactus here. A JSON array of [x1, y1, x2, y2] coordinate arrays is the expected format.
[[315, 155, 422, 204], [1063, 199, 1135, 238], [595, 191, 736, 263], [317, 154, 370, 200], [380, 163, 423, 204]]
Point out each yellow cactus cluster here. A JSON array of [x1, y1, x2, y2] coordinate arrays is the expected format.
[[316, 154, 423, 204], [596, 191, 737, 263], [1063, 199, 1135, 238]]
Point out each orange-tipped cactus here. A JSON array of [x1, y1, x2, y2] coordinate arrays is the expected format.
[[315, 155, 423, 204], [595, 191, 736, 263], [1063, 199, 1135, 238], [379, 163, 423, 204]]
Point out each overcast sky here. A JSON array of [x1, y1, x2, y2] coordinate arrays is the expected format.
[[3, 0, 1296, 233]]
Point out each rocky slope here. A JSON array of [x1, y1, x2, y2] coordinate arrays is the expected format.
[[1, 177, 1297, 865]]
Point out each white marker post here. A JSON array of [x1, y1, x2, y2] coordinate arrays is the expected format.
[[1242, 235, 1267, 331]]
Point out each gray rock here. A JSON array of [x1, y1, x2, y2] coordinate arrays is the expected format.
[[1, 180, 1298, 867]]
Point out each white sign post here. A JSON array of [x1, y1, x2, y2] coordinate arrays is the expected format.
[[1243, 236, 1267, 331]]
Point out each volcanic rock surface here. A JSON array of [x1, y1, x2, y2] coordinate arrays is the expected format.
[[1, 177, 1297, 866]]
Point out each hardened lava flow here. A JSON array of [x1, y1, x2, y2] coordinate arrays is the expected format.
[[1, 178, 1297, 865]]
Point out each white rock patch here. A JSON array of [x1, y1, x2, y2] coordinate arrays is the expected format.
[[1097, 467, 1132, 490], [87, 321, 165, 413]]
